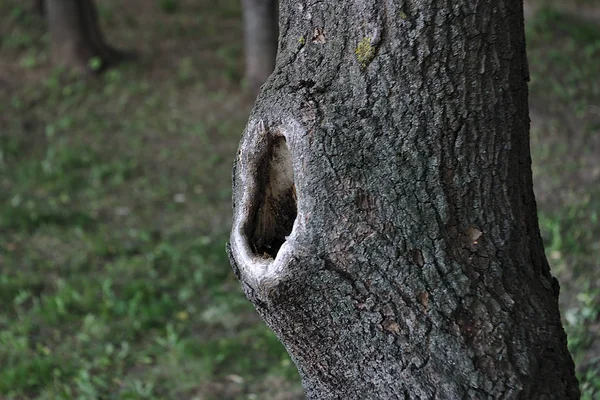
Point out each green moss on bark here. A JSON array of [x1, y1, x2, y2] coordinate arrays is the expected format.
[[355, 37, 375, 69]]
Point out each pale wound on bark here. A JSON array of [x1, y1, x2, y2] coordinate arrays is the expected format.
[[311, 28, 326, 44], [417, 291, 429, 310], [466, 226, 483, 244], [230, 120, 301, 290], [410, 248, 424, 267]]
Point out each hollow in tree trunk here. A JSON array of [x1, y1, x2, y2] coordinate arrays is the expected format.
[[241, 0, 278, 94], [46, 0, 125, 72], [228, 0, 580, 398]]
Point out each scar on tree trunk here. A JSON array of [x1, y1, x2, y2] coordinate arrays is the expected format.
[[46, 0, 129, 73]]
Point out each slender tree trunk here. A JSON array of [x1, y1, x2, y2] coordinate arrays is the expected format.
[[241, 0, 278, 94], [46, 0, 125, 72], [229, 0, 580, 398], [33, 0, 45, 16]]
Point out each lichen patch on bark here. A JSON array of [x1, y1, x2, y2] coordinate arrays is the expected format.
[[355, 37, 376, 68]]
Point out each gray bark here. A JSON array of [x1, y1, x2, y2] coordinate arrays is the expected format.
[[242, 0, 278, 94], [229, 0, 580, 399], [46, 0, 125, 72]]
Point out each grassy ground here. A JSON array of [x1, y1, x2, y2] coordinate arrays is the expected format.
[[0, 0, 598, 399], [0, 1, 302, 399], [526, 5, 600, 398]]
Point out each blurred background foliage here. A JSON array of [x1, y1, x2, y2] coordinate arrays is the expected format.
[[0, 0, 598, 399]]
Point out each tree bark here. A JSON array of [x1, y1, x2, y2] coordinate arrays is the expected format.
[[46, 0, 125, 72], [242, 0, 278, 94], [229, 1, 580, 399]]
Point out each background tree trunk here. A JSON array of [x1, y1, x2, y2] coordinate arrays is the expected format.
[[241, 0, 278, 94], [46, 0, 125, 72], [33, 0, 45, 16], [229, 0, 580, 399]]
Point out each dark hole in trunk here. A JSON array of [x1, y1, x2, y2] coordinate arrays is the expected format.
[[248, 136, 297, 259]]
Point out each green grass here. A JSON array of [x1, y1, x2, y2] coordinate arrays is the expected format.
[[0, 0, 301, 398], [527, 5, 600, 399], [0, 114, 299, 397], [527, 7, 600, 119], [0, 95, 300, 398]]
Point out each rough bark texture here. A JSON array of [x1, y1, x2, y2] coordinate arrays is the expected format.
[[242, 0, 278, 94], [229, 0, 580, 399], [46, 0, 125, 72]]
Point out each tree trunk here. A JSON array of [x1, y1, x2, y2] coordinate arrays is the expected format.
[[33, 0, 45, 16], [46, 0, 125, 72], [229, 1, 580, 399], [241, 0, 278, 94]]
